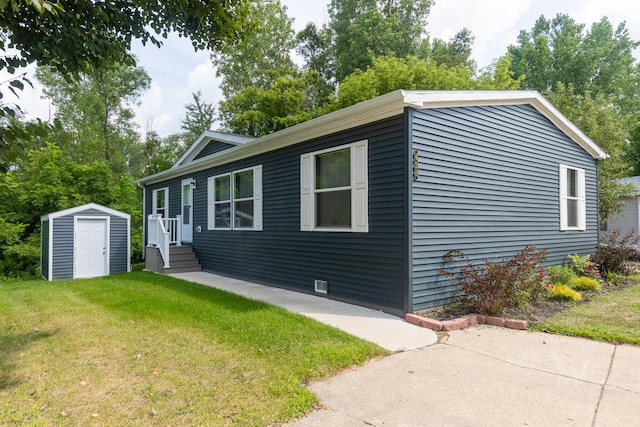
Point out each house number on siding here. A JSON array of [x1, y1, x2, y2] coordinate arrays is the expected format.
[[413, 150, 419, 181]]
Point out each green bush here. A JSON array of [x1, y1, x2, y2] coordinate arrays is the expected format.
[[439, 245, 548, 316], [546, 265, 577, 284], [567, 253, 599, 278], [569, 276, 601, 292], [547, 283, 582, 302]]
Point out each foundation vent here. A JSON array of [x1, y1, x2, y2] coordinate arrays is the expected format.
[[314, 280, 328, 294]]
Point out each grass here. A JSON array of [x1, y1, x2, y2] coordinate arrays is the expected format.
[[531, 275, 640, 345], [0, 271, 386, 426]]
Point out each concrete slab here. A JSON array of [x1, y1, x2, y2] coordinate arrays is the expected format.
[[288, 327, 640, 427], [294, 341, 601, 426], [445, 325, 614, 384], [170, 271, 437, 352]]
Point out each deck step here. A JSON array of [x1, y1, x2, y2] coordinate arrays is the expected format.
[[146, 245, 202, 274]]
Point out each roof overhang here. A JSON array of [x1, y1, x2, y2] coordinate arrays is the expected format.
[[41, 203, 131, 221], [173, 130, 257, 168], [138, 90, 608, 185]]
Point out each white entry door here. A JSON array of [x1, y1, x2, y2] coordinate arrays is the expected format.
[[181, 178, 193, 242], [76, 218, 108, 278]]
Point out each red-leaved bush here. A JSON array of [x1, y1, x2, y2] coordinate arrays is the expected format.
[[439, 245, 548, 316]]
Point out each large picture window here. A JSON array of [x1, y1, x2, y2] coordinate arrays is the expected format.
[[559, 164, 586, 231], [301, 140, 368, 232], [207, 165, 262, 231]]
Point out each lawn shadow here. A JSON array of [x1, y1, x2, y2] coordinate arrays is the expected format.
[[0, 328, 57, 390]]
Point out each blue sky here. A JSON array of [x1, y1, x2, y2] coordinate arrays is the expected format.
[[9, 0, 640, 138]]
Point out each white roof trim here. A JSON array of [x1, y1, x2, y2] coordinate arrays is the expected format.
[[138, 90, 608, 185], [41, 203, 131, 221], [173, 130, 257, 168]]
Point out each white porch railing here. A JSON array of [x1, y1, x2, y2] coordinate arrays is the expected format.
[[147, 214, 182, 268]]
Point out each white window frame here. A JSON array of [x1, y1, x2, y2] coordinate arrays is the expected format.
[[559, 164, 586, 231], [300, 140, 368, 233], [152, 187, 169, 218], [207, 165, 262, 231]]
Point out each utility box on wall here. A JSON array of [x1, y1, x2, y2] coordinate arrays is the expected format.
[[40, 203, 131, 281]]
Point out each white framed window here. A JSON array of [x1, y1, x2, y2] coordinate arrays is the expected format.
[[207, 165, 262, 231], [559, 164, 586, 231], [152, 187, 169, 218], [300, 140, 368, 232]]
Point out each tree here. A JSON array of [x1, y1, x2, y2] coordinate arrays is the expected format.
[[328, 0, 433, 81], [508, 14, 640, 108], [211, 0, 296, 99], [546, 83, 635, 224], [334, 55, 523, 110], [0, 0, 250, 170], [419, 28, 476, 70], [36, 63, 151, 175], [296, 23, 336, 107], [181, 91, 215, 144]]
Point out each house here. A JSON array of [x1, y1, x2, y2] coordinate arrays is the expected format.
[[41, 203, 131, 281], [605, 176, 640, 245], [137, 90, 607, 316]]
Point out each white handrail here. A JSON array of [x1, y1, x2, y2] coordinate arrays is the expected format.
[[147, 214, 171, 268]]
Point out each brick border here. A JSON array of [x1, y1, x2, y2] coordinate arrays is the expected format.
[[405, 313, 527, 331]]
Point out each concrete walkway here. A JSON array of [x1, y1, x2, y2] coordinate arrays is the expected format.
[[170, 271, 438, 351], [292, 326, 640, 426], [170, 271, 640, 426]]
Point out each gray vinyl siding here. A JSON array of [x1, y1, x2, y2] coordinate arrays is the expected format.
[[109, 216, 129, 273], [50, 208, 129, 280], [606, 198, 639, 245], [410, 105, 599, 310], [51, 215, 74, 280], [40, 219, 49, 280], [145, 116, 409, 314], [194, 141, 237, 160]]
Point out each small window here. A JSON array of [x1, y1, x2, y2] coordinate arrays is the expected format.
[[560, 165, 586, 231], [301, 140, 368, 232], [152, 187, 168, 218], [207, 165, 262, 231]]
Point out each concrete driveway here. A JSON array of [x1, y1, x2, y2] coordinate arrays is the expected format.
[[290, 326, 640, 426], [170, 272, 639, 426]]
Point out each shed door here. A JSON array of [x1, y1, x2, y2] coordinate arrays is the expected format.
[[76, 218, 107, 278], [181, 178, 193, 242]]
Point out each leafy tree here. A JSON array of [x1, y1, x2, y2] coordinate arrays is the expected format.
[[1, 0, 250, 170], [334, 55, 523, 110], [328, 0, 433, 81], [211, 0, 295, 99], [219, 68, 316, 136], [296, 23, 336, 108], [419, 28, 476, 69], [140, 132, 185, 175], [181, 91, 215, 144], [36, 63, 150, 175], [508, 14, 640, 108], [546, 83, 635, 224]]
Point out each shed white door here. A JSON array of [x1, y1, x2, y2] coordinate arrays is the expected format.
[[181, 178, 193, 242], [76, 218, 107, 278]]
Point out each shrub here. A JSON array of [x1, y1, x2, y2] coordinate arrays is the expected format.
[[546, 265, 577, 284], [569, 276, 601, 292], [593, 228, 640, 277], [547, 283, 582, 302], [567, 253, 599, 278], [439, 245, 548, 316]]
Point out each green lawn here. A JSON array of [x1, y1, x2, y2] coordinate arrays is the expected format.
[[0, 271, 386, 426], [532, 277, 640, 345]]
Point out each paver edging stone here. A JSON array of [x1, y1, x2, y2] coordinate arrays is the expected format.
[[406, 313, 527, 331]]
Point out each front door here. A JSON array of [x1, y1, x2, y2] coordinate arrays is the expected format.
[[181, 178, 193, 242], [76, 218, 107, 278]]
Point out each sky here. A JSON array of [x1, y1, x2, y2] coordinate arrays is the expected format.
[[8, 0, 640, 138]]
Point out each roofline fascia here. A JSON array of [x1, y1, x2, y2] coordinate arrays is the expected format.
[[138, 90, 608, 186]]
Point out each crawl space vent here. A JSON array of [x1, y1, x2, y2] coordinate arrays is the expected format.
[[314, 280, 328, 294]]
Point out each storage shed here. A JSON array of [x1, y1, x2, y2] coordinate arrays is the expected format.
[[41, 203, 131, 281]]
